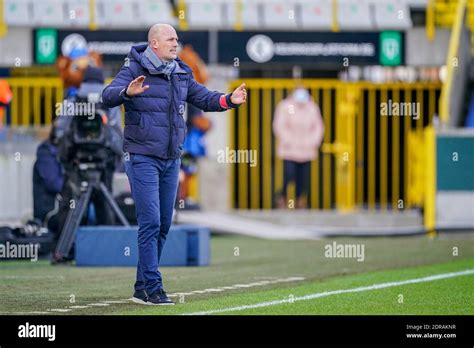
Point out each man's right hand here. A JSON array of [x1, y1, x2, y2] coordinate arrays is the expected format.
[[126, 75, 150, 97]]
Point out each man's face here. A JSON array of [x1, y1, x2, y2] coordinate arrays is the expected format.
[[151, 27, 179, 61]]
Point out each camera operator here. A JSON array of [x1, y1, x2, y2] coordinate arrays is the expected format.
[[32, 120, 64, 235]]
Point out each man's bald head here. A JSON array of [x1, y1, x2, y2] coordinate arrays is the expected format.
[[147, 24, 179, 62], [148, 24, 176, 43]]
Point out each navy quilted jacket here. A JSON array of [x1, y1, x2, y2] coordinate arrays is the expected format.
[[102, 44, 231, 159]]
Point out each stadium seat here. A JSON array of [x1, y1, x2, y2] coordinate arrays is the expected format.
[[262, 1, 298, 29], [95, 0, 140, 28], [65, 0, 91, 27], [299, 0, 332, 30], [337, 0, 373, 30], [32, 0, 68, 27], [136, 0, 177, 27], [185, 0, 226, 29], [373, 0, 413, 29], [226, 0, 261, 30], [4, 0, 31, 26]]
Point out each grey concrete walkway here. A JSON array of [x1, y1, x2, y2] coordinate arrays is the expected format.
[[176, 209, 425, 239]]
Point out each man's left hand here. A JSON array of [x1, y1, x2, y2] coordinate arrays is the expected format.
[[230, 83, 247, 105]]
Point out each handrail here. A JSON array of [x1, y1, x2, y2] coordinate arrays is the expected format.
[[439, 0, 466, 125]]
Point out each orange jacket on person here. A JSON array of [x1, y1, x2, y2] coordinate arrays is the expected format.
[[0, 79, 13, 127], [273, 92, 325, 163]]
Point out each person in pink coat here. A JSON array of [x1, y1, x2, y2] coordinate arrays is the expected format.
[[272, 87, 325, 209]]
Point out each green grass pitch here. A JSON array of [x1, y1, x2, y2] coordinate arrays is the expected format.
[[0, 234, 473, 315]]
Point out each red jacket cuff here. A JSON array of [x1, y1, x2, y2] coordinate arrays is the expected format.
[[219, 94, 229, 109]]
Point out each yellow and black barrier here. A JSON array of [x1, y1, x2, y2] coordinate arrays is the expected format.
[[4, 78, 63, 127], [228, 79, 441, 212], [3, 77, 440, 214]]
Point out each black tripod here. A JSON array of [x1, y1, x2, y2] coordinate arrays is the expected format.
[[53, 163, 129, 262]]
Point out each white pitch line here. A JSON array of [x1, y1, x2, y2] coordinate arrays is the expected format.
[[168, 277, 305, 298], [103, 300, 128, 304], [9, 311, 52, 315], [0, 275, 65, 280], [37, 276, 306, 314], [184, 269, 474, 315]]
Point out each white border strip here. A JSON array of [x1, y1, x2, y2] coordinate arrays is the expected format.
[[184, 269, 474, 315], [12, 276, 306, 315], [168, 277, 305, 297]]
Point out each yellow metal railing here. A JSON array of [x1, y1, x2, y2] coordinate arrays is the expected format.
[[407, 124, 437, 233], [5, 77, 116, 128], [424, 125, 437, 233], [4, 78, 63, 127], [429, 0, 474, 55], [228, 80, 441, 218], [439, 0, 466, 125], [2, 77, 440, 223], [433, 0, 474, 29], [321, 87, 356, 211]]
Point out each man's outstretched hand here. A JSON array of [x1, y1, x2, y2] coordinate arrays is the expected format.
[[126, 75, 150, 97], [230, 83, 247, 105]]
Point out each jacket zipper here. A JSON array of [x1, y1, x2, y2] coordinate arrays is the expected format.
[[167, 77, 173, 158]]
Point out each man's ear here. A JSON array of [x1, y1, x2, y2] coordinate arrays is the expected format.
[[151, 39, 159, 49]]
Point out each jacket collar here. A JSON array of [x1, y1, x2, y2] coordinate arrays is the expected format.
[[130, 44, 190, 76], [143, 45, 164, 69]]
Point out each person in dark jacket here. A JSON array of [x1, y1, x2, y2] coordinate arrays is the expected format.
[[33, 122, 64, 234], [102, 23, 247, 305]]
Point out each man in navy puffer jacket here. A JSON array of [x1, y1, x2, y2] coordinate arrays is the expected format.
[[102, 24, 247, 305]]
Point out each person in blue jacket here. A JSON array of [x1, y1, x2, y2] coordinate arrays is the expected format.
[[102, 23, 247, 305], [33, 121, 64, 235]]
